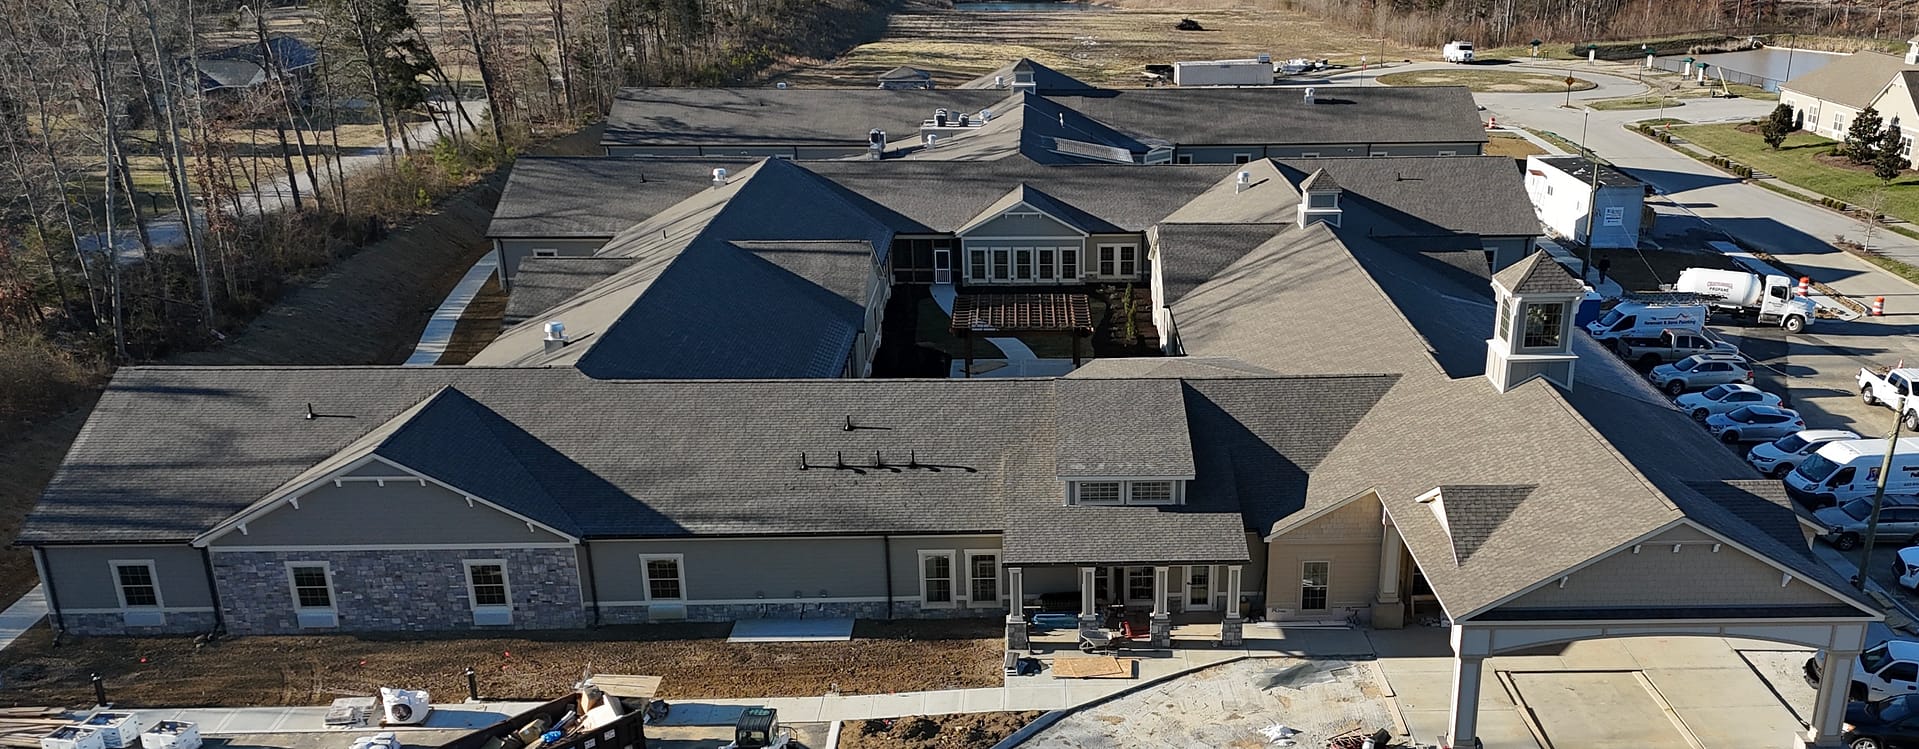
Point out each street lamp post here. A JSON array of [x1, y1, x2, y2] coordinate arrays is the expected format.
[[1578, 109, 1600, 280], [1783, 33, 1797, 88], [1854, 397, 1907, 589], [1588, 43, 1598, 64], [1530, 39, 1541, 59]]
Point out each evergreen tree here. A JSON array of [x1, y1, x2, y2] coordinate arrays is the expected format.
[[1875, 124, 1911, 183], [1759, 103, 1794, 150], [1846, 106, 1886, 164]]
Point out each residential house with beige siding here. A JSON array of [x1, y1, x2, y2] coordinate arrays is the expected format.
[[1780, 38, 1919, 156]]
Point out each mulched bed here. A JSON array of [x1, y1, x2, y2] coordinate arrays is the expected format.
[[0, 619, 1003, 709], [839, 711, 1044, 749]]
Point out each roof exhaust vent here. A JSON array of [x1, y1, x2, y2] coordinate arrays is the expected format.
[[1235, 170, 1251, 193], [980, 108, 992, 122], [935, 107, 949, 127], [1303, 87, 1317, 104], [868, 128, 886, 160], [776, 81, 788, 89], [542, 320, 568, 352], [1058, 112, 1065, 126], [711, 167, 729, 188], [995, 75, 1005, 89], [925, 133, 940, 149]]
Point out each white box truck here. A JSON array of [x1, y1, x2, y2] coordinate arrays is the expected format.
[[1584, 300, 1710, 343], [1172, 57, 1274, 86], [1443, 41, 1475, 63], [1673, 267, 1814, 333], [1785, 437, 1919, 508]]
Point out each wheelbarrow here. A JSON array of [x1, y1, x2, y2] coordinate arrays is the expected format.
[[1077, 620, 1145, 653]]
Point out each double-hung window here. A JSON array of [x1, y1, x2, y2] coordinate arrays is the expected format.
[[287, 563, 338, 628], [112, 560, 164, 627], [920, 551, 956, 607], [966, 551, 999, 605], [465, 560, 513, 625], [968, 249, 988, 282], [641, 555, 685, 601], [1301, 561, 1330, 610], [1126, 567, 1154, 601], [1074, 481, 1122, 504], [1522, 302, 1564, 348]]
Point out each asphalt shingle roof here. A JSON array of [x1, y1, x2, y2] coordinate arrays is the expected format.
[[1492, 251, 1588, 296], [488, 158, 751, 239], [1783, 51, 1919, 109], [603, 89, 1012, 148], [1430, 485, 1536, 564], [1054, 378, 1194, 478], [504, 258, 640, 326], [1276, 157, 1540, 238], [1048, 85, 1489, 148]]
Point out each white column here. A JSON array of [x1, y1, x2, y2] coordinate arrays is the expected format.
[[1005, 567, 1025, 619], [1149, 566, 1172, 646], [1808, 650, 1858, 746], [1221, 564, 1245, 646], [1151, 567, 1170, 616], [1446, 653, 1486, 749], [1374, 521, 1406, 629], [1077, 566, 1099, 634]]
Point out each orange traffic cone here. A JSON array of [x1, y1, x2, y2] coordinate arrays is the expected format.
[[1797, 276, 1811, 296], [1874, 297, 1886, 316]]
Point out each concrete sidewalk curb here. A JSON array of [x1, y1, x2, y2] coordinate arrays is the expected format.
[[992, 655, 1250, 748], [0, 584, 49, 653]]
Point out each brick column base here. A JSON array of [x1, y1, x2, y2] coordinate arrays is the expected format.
[[1221, 616, 1244, 647], [1149, 614, 1171, 647], [1078, 613, 1101, 637], [1006, 617, 1030, 650]]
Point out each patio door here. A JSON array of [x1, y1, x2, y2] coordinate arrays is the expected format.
[[1184, 565, 1212, 611], [933, 247, 951, 284]]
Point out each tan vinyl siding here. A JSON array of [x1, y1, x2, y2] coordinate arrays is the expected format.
[[1265, 496, 1383, 617], [208, 480, 571, 547], [1496, 525, 1841, 610]]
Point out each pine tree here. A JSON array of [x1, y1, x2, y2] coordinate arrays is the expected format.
[[1875, 124, 1911, 183], [1846, 106, 1886, 164], [1759, 103, 1794, 150]]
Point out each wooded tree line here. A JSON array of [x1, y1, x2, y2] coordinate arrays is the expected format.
[[0, 0, 889, 423], [1284, 0, 1919, 48]]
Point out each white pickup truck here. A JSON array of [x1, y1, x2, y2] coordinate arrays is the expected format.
[[1859, 366, 1919, 430]]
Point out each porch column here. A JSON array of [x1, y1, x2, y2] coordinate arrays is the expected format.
[[1806, 649, 1859, 747], [1372, 520, 1406, 629], [1077, 566, 1099, 635], [1004, 567, 1028, 650], [1447, 625, 1490, 749], [1149, 566, 1171, 647], [1220, 564, 1244, 647]]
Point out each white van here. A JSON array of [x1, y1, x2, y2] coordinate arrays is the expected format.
[[1785, 438, 1919, 508], [1443, 41, 1476, 63], [1585, 301, 1710, 343]]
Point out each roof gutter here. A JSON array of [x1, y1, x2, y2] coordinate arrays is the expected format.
[[883, 534, 894, 621], [32, 547, 65, 640], [199, 546, 226, 636]]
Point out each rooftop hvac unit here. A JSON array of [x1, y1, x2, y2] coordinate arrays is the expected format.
[[139, 723, 199, 749], [1257, 53, 1271, 64], [925, 133, 940, 149], [380, 688, 432, 726], [979, 109, 992, 122], [1235, 171, 1252, 193], [710, 167, 729, 187], [775, 82, 787, 89], [543, 320, 567, 341], [79, 714, 143, 749]]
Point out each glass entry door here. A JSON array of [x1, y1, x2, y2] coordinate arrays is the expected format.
[[1185, 565, 1213, 610]]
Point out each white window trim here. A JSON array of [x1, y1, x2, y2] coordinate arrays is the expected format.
[[1301, 560, 1331, 611], [1069, 479, 1185, 506], [918, 550, 958, 609], [1300, 151, 1320, 158], [1128, 480, 1179, 505], [639, 553, 687, 602], [1093, 243, 1140, 278], [464, 559, 514, 612], [285, 561, 340, 628], [109, 559, 163, 610], [1070, 481, 1124, 505], [1125, 566, 1155, 602], [963, 549, 1001, 607]]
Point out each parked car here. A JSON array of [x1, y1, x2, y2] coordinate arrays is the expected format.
[[1841, 694, 1919, 749], [1808, 640, 1919, 702], [1615, 328, 1739, 369], [1674, 383, 1782, 421], [1703, 405, 1804, 444], [1812, 495, 1919, 550], [1747, 429, 1862, 479], [1896, 547, 1919, 593], [1649, 352, 1754, 395]]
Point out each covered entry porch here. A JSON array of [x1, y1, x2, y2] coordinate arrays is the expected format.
[[1003, 562, 1248, 649]]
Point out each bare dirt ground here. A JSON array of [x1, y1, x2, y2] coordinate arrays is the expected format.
[[774, 0, 1419, 88], [1485, 132, 1547, 162], [1377, 69, 1597, 93], [839, 711, 1043, 749], [0, 619, 1002, 708]]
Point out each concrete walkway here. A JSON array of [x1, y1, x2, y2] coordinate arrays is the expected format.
[[404, 253, 499, 366], [0, 584, 48, 652], [930, 282, 1046, 377], [130, 702, 544, 735]]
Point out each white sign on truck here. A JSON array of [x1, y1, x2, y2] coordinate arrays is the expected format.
[[1585, 301, 1709, 342], [1673, 267, 1814, 333]]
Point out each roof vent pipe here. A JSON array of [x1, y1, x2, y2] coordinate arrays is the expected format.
[[980, 108, 992, 122], [776, 81, 788, 89], [1235, 171, 1251, 193], [925, 133, 940, 149], [542, 320, 568, 352], [995, 75, 1005, 88], [869, 129, 886, 160], [1303, 87, 1317, 104], [711, 167, 729, 188]]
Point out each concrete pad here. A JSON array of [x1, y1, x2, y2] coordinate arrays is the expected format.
[[1620, 637, 1747, 670], [1508, 671, 1689, 749], [724, 618, 853, 643], [864, 692, 927, 719], [1003, 685, 1070, 711], [960, 688, 1007, 713], [654, 702, 750, 727], [817, 695, 872, 721], [1644, 668, 1788, 708], [765, 699, 822, 723], [1403, 705, 1543, 749], [1366, 627, 1453, 658], [1548, 638, 1645, 670], [917, 689, 967, 715], [1376, 659, 1462, 712], [1242, 625, 1376, 656], [1740, 650, 1818, 722], [1671, 704, 1807, 749]]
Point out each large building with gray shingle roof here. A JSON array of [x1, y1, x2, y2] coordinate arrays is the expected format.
[[19, 61, 1884, 749]]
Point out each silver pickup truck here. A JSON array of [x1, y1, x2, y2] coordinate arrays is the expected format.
[[1614, 328, 1741, 369]]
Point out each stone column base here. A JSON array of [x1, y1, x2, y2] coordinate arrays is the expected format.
[[1221, 616, 1244, 647], [1371, 600, 1405, 629], [1149, 614, 1171, 647], [1078, 613, 1101, 637], [1006, 617, 1030, 650]]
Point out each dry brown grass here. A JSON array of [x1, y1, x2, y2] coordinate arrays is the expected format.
[[775, 1, 1421, 88], [1485, 133, 1547, 161]]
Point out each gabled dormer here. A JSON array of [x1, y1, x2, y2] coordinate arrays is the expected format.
[[1485, 252, 1584, 392], [1055, 379, 1195, 506], [1298, 168, 1342, 228]]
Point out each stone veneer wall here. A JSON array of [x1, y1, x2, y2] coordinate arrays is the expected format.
[[60, 611, 218, 637], [212, 548, 585, 634], [597, 600, 998, 624]]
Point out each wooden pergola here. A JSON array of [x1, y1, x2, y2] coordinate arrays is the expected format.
[[949, 293, 1095, 377]]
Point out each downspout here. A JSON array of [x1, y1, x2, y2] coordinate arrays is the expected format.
[[199, 546, 225, 635], [883, 535, 894, 620], [31, 546, 65, 642], [579, 541, 601, 626]]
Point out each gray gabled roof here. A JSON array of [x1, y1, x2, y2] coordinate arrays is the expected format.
[[1299, 168, 1339, 192], [1054, 378, 1194, 478], [1492, 251, 1587, 296], [504, 258, 640, 326], [1277, 157, 1540, 238], [961, 58, 1096, 93], [1782, 50, 1919, 109], [957, 184, 1119, 235], [1430, 485, 1536, 564], [603, 88, 1012, 148], [1048, 86, 1489, 149], [878, 66, 933, 81], [488, 158, 752, 239]]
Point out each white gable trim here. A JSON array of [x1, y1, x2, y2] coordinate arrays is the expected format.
[[958, 201, 1090, 238], [192, 455, 579, 547]]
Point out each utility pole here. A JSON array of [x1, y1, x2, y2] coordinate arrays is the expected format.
[[1578, 109, 1600, 280], [1855, 396, 1907, 589]]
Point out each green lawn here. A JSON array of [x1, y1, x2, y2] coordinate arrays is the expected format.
[[1588, 96, 1684, 111], [1670, 123, 1919, 224]]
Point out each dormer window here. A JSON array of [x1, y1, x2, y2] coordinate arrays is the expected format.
[[1068, 480, 1184, 506], [1307, 192, 1338, 210], [1522, 302, 1565, 348]]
